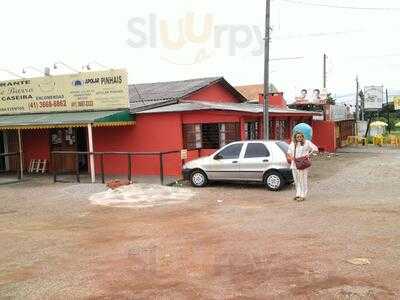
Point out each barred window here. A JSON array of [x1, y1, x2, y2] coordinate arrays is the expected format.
[[183, 124, 202, 150], [244, 122, 259, 140], [202, 124, 220, 149], [275, 120, 289, 140], [183, 122, 240, 149]]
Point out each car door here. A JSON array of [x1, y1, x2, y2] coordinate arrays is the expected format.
[[239, 142, 271, 181], [206, 143, 244, 180]]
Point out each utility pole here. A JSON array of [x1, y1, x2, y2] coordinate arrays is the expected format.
[[355, 75, 359, 121], [263, 0, 271, 140], [386, 89, 390, 133], [361, 88, 365, 121], [323, 53, 327, 88]]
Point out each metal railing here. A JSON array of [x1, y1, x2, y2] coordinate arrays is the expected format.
[[51, 150, 202, 185]]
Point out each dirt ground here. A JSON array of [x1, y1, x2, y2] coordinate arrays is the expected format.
[[1, 152, 400, 299]]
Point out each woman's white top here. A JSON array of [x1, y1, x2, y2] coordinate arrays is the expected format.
[[287, 140, 319, 170]]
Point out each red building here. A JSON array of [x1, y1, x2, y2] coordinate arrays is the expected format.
[[0, 76, 319, 179]]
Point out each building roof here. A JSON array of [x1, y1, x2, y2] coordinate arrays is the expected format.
[[129, 77, 247, 112], [235, 84, 278, 101], [136, 101, 321, 115], [0, 110, 134, 130]]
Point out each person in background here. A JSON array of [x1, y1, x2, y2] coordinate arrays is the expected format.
[[287, 131, 318, 202]]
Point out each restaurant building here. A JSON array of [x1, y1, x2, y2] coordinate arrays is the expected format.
[[0, 72, 319, 180]]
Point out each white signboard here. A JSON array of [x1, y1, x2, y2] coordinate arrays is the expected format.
[[364, 86, 384, 110]]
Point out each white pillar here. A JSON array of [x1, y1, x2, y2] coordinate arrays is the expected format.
[[17, 129, 23, 179], [87, 124, 95, 183]]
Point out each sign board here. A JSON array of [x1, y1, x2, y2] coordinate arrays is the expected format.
[[356, 121, 368, 137], [180, 149, 188, 160], [295, 88, 328, 105], [393, 96, 400, 111], [324, 104, 351, 121], [0, 69, 128, 115], [364, 86, 384, 110]]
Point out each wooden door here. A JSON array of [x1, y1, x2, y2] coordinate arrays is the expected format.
[[50, 128, 77, 173]]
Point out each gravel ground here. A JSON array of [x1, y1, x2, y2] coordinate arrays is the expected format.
[[0, 153, 399, 299]]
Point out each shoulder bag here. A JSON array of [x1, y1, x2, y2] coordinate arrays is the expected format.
[[294, 143, 311, 170]]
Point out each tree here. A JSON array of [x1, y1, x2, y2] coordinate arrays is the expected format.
[[326, 93, 336, 105]]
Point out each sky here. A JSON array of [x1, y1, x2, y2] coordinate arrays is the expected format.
[[1, 0, 400, 103]]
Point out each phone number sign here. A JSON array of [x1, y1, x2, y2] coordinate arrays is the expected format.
[[0, 69, 128, 115]]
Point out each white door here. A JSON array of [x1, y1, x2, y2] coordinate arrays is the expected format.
[[239, 142, 271, 181], [206, 143, 244, 180]]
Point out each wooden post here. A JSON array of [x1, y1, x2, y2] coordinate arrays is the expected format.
[[75, 153, 80, 183], [159, 153, 164, 185], [52, 152, 57, 183], [101, 153, 105, 184], [17, 129, 23, 180], [87, 124, 95, 183], [128, 154, 132, 183]]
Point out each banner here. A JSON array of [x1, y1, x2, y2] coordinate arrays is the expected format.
[[295, 88, 328, 105], [364, 86, 384, 110], [393, 96, 400, 111], [0, 69, 129, 115]]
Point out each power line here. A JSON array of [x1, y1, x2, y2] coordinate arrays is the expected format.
[[280, 0, 400, 11]]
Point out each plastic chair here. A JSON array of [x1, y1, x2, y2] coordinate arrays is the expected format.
[[373, 135, 384, 146]]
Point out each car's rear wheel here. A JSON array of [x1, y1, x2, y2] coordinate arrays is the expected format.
[[190, 170, 208, 187], [264, 171, 285, 191]]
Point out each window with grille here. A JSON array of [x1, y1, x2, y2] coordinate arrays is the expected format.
[[275, 120, 288, 140], [183, 124, 202, 150], [183, 122, 240, 149], [202, 124, 220, 149], [244, 122, 259, 140]]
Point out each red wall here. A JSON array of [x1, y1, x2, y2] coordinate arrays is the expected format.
[[93, 113, 183, 176], [22, 129, 50, 169], [182, 111, 242, 124], [312, 120, 336, 152], [184, 82, 241, 103], [258, 93, 287, 108]]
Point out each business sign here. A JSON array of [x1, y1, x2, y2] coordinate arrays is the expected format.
[[0, 69, 128, 115], [180, 149, 188, 160], [295, 88, 328, 105], [364, 85, 384, 110], [393, 96, 400, 111], [324, 104, 350, 121]]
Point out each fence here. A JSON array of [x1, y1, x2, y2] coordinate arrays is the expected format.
[[51, 149, 203, 185]]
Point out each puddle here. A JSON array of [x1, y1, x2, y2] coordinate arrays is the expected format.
[[89, 184, 196, 208]]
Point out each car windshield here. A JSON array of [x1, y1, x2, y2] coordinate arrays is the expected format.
[[275, 141, 289, 154]]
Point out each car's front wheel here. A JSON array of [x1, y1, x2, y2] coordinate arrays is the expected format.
[[190, 170, 208, 187], [264, 171, 285, 191]]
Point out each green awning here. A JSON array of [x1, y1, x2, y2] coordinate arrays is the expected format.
[[0, 110, 135, 129]]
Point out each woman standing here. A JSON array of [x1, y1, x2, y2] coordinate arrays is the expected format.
[[287, 132, 318, 202]]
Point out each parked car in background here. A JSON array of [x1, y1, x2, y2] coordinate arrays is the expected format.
[[182, 140, 293, 191]]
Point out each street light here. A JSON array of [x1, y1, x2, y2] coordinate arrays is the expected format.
[[22, 65, 44, 75], [82, 61, 110, 71], [53, 61, 79, 73], [0, 68, 24, 79]]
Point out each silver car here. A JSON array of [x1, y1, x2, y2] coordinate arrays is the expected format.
[[182, 140, 293, 191]]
